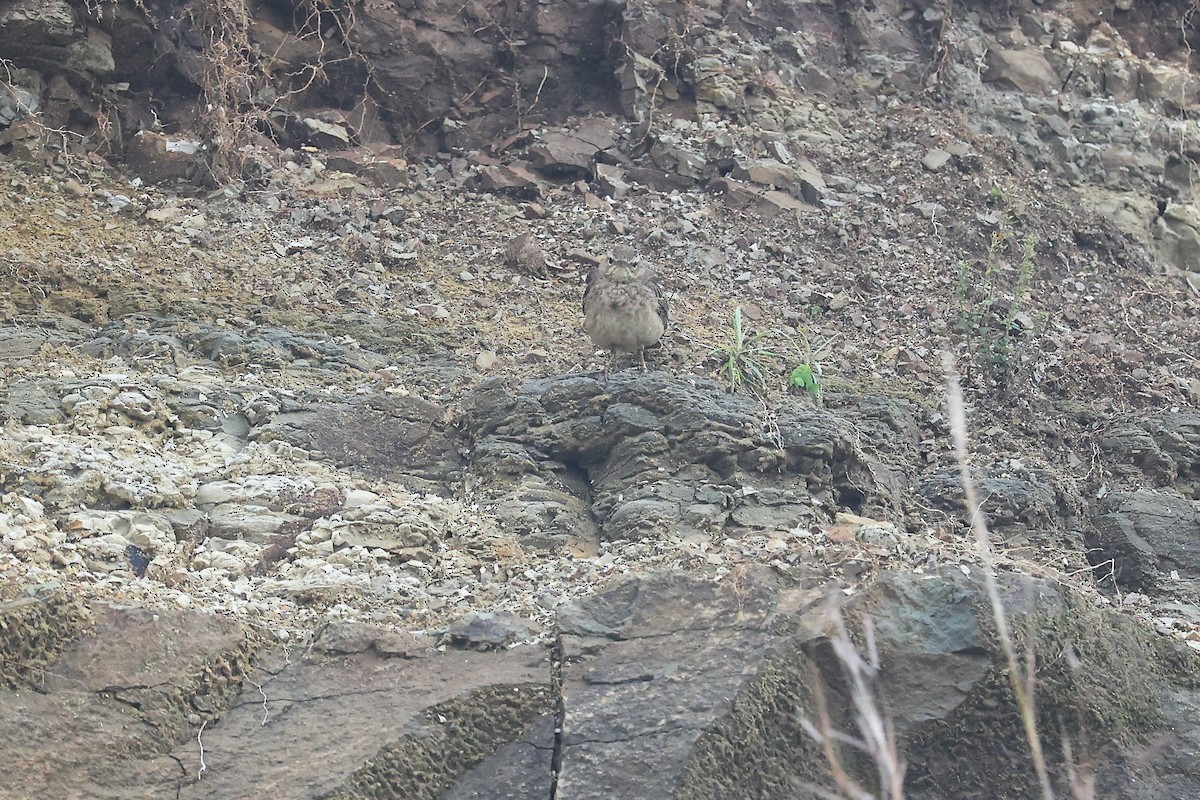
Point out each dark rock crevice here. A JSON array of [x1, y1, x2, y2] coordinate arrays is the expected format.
[[459, 371, 900, 548]]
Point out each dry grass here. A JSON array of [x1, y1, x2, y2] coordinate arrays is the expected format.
[[798, 611, 905, 800], [942, 350, 1056, 800], [182, 0, 360, 182], [799, 352, 1098, 800]]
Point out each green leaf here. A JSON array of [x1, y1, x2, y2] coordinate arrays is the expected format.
[[788, 364, 812, 387], [789, 364, 820, 394]]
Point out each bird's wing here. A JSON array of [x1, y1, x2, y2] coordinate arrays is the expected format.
[[583, 266, 602, 315], [650, 277, 669, 330]]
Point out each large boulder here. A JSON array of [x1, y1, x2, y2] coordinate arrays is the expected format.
[[0, 594, 553, 799], [3, 568, 1197, 798], [555, 568, 1200, 800], [458, 371, 897, 548], [1089, 489, 1200, 593]]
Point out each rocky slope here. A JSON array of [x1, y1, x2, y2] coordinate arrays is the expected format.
[[1, 0, 1200, 798]]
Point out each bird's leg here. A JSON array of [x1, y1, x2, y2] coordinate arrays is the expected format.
[[639, 347, 648, 371]]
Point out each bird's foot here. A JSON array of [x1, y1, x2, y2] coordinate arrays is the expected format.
[[604, 351, 616, 375]]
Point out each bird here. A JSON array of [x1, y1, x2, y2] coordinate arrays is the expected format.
[[503, 232, 546, 274], [583, 246, 669, 370]]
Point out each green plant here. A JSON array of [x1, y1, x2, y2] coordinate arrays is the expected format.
[[711, 307, 782, 394], [953, 229, 1037, 381], [788, 327, 838, 402], [788, 363, 821, 396]]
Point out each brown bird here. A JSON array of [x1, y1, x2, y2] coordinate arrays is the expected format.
[[583, 247, 669, 370], [504, 232, 546, 274]]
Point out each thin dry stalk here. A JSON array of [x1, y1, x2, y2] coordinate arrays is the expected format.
[[1062, 735, 1096, 800], [941, 350, 1055, 800], [800, 608, 906, 800], [805, 673, 875, 800]]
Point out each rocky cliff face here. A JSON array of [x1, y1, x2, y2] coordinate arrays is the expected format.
[[1, 0, 1199, 798]]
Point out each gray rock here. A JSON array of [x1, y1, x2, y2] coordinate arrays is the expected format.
[[0, 586, 89, 689], [595, 163, 630, 198], [473, 163, 544, 198], [254, 392, 463, 490], [729, 157, 798, 188], [921, 148, 952, 171], [1101, 412, 1200, 498], [554, 567, 1200, 800], [650, 140, 707, 181], [604, 497, 679, 539], [126, 131, 202, 184], [528, 119, 617, 178], [1139, 62, 1200, 109], [624, 165, 698, 192], [63, 27, 113, 77], [919, 466, 1081, 554], [1089, 489, 1200, 591], [440, 716, 557, 799], [0, 376, 67, 425], [324, 149, 412, 189], [556, 569, 796, 799], [684, 55, 738, 108], [172, 644, 551, 799], [1155, 204, 1200, 276], [460, 372, 892, 545], [710, 176, 816, 219], [446, 611, 537, 650], [0, 0, 76, 57], [4, 567, 1198, 799], [205, 504, 304, 544], [0, 77, 38, 124], [314, 621, 433, 656], [0, 598, 554, 799], [302, 116, 351, 148], [984, 48, 1059, 94], [180, 323, 384, 371], [823, 392, 922, 476], [0, 603, 253, 796]]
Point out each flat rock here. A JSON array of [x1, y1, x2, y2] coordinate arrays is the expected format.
[[0, 596, 555, 799], [253, 392, 463, 490], [459, 372, 894, 545], [729, 157, 798, 188], [474, 163, 544, 198], [323, 149, 412, 189], [1101, 412, 1200, 497], [595, 162, 630, 198], [554, 567, 1200, 799], [921, 148, 952, 171], [0, 603, 254, 796], [556, 569, 804, 799], [984, 48, 1059, 94], [528, 130, 606, 177], [170, 640, 552, 799], [710, 176, 817, 218], [918, 466, 1079, 554], [126, 131, 202, 184], [1089, 489, 1200, 591]]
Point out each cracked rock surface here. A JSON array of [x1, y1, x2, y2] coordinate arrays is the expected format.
[[9, 568, 1194, 799], [3, 0, 1200, 796]]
